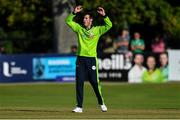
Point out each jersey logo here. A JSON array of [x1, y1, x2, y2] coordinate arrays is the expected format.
[[81, 29, 94, 39], [92, 65, 96, 70], [89, 32, 94, 39]]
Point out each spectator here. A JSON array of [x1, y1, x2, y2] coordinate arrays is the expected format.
[[0, 41, 5, 54], [0, 47, 4, 54], [70, 45, 77, 54], [151, 35, 166, 53], [130, 32, 145, 54], [114, 29, 130, 53], [142, 56, 164, 83], [159, 52, 169, 81], [128, 54, 146, 83]]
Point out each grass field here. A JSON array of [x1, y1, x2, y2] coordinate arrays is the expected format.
[[0, 82, 180, 119]]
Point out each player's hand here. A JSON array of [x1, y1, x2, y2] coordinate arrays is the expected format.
[[97, 7, 106, 16], [74, 5, 83, 14]]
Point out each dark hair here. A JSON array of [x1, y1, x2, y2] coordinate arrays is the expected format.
[[71, 45, 77, 49], [83, 10, 94, 19]]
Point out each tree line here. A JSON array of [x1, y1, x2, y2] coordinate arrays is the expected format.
[[0, 0, 179, 53]]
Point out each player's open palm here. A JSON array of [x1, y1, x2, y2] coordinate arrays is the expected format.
[[97, 7, 106, 16], [74, 6, 83, 14]]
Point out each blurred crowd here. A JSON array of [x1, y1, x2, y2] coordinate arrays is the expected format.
[[128, 53, 168, 83], [112, 29, 169, 83], [108, 29, 167, 55]]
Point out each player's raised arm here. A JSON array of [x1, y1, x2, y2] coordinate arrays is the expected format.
[[97, 7, 112, 35], [65, 6, 83, 32]]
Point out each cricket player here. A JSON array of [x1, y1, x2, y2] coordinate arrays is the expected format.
[[66, 5, 112, 113]]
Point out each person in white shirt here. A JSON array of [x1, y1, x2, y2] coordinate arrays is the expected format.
[[128, 54, 146, 83]]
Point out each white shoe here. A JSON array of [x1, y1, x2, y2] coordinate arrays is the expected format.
[[100, 104, 107, 112], [72, 107, 83, 113]]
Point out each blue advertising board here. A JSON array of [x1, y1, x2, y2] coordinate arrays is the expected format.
[[32, 57, 76, 81], [0, 54, 76, 82], [0, 54, 33, 82]]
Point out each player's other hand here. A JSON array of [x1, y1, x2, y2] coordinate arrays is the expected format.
[[74, 5, 83, 14], [97, 7, 106, 16]]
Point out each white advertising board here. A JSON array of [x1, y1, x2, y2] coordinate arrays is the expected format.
[[168, 50, 180, 81]]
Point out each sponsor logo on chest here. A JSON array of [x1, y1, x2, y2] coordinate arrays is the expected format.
[[82, 29, 94, 39]]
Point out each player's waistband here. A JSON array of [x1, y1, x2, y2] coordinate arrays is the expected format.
[[77, 55, 96, 59]]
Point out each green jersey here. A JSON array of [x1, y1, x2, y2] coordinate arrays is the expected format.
[[160, 65, 168, 81], [142, 68, 165, 83], [66, 13, 112, 57], [131, 39, 145, 53]]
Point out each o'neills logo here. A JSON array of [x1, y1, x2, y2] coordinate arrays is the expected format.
[[98, 54, 132, 70], [3, 61, 27, 77]]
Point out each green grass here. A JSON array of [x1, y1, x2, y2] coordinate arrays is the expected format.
[[0, 82, 180, 119]]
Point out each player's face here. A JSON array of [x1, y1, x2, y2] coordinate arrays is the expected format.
[[147, 57, 156, 70], [83, 14, 92, 28]]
